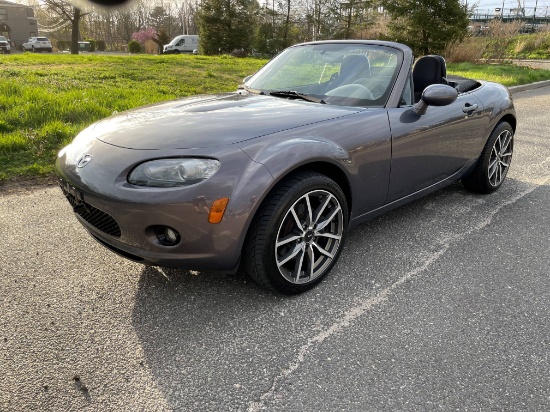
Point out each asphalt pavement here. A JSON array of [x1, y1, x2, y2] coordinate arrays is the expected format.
[[1, 86, 549, 411]]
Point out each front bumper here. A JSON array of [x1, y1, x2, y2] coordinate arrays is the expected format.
[[56, 139, 273, 271]]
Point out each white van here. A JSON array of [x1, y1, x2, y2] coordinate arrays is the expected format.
[[163, 35, 199, 54]]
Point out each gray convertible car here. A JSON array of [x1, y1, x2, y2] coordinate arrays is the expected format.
[[56, 40, 516, 294]]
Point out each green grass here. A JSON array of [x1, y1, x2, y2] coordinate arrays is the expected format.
[[1, 53, 549, 183], [448, 62, 550, 86], [0, 53, 268, 182]]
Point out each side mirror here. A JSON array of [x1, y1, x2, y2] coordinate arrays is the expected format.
[[413, 84, 458, 115]]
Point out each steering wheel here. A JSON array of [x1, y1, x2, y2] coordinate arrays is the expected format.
[[353, 78, 387, 99], [325, 84, 374, 100]]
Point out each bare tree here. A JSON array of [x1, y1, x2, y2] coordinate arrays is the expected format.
[[43, 0, 89, 54]]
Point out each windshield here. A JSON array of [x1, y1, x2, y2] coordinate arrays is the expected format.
[[246, 43, 402, 108], [0, 36, 6, 42]]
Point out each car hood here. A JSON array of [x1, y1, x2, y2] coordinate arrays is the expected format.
[[92, 93, 361, 150]]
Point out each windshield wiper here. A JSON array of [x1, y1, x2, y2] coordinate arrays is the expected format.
[[269, 91, 325, 104]]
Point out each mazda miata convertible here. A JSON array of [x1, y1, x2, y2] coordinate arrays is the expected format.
[[56, 40, 516, 294]]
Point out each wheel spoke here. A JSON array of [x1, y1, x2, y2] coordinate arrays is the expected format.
[[291, 247, 306, 281], [500, 132, 512, 155], [312, 241, 335, 259], [290, 207, 302, 229], [306, 245, 315, 279], [315, 232, 341, 241], [277, 244, 302, 268], [312, 194, 333, 225], [276, 233, 302, 248], [488, 157, 499, 181], [315, 205, 341, 232], [305, 194, 313, 227]]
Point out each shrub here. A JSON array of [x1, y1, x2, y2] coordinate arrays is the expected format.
[[444, 37, 487, 63], [57, 40, 70, 51], [96, 40, 106, 51], [231, 48, 247, 58], [128, 40, 142, 54], [86, 39, 96, 52]]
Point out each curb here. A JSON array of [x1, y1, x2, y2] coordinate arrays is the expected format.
[[508, 80, 550, 94]]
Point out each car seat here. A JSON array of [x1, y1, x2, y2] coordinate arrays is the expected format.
[[329, 54, 371, 90], [412, 55, 448, 102]]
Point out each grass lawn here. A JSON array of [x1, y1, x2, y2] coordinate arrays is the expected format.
[[1, 53, 549, 183]]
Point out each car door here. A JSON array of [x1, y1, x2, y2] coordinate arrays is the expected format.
[[386, 92, 487, 202]]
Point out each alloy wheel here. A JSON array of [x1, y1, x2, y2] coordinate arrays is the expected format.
[[275, 189, 344, 284], [488, 129, 513, 187]]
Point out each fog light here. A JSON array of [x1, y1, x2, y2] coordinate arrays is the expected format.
[[155, 226, 181, 246]]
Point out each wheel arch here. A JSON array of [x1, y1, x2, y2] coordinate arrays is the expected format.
[[498, 113, 516, 133], [287, 161, 352, 216], [239, 159, 353, 265]]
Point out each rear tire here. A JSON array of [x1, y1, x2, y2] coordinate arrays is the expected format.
[[462, 121, 514, 194], [244, 172, 348, 294]]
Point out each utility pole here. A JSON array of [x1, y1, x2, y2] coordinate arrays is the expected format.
[[532, 0, 538, 29]]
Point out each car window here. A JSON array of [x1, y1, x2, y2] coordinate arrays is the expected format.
[[37, 37, 49, 41], [246, 43, 403, 108]]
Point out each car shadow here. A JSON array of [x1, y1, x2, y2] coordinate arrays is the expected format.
[[129, 178, 540, 409]]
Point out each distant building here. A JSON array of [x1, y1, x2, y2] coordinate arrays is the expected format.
[[0, 0, 38, 47]]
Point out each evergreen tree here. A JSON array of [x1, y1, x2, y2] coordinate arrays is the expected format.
[[198, 0, 258, 54], [382, 0, 469, 55]]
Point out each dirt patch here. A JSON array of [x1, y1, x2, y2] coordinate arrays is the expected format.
[[0, 175, 58, 197]]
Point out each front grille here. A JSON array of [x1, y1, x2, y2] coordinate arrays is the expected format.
[[59, 181, 121, 238]]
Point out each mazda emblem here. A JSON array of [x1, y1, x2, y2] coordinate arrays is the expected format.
[[77, 154, 93, 168]]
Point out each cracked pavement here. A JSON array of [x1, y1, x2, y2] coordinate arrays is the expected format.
[[1, 86, 550, 411]]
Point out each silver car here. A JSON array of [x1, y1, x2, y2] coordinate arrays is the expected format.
[[56, 40, 516, 294], [22, 37, 53, 53]]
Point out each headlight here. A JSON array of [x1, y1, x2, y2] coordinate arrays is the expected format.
[[128, 158, 220, 187]]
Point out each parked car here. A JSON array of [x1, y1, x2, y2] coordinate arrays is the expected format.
[[0, 36, 10, 54], [56, 40, 516, 294], [163, 35, 199, 54], [22, 37, 53, 53]]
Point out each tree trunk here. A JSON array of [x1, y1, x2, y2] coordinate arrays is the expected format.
[[70, 7, 81, 55], [282, 0, 291, 48]]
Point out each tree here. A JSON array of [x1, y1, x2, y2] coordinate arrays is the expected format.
[[197, 0, 259, 54], [42, 0, 89, 55], [382, 0, 469, 55], [132, 27, 170, 54]]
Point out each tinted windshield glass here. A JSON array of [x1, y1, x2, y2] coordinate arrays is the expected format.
[[37, 37, 49, 41], [246, 43, 402, 107]]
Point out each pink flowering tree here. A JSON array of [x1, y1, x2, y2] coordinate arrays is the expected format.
[[131, 27, 158, 44]]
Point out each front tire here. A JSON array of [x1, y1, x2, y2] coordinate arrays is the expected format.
[[244, 172, 348, 294], [462, 121, 514, 193]]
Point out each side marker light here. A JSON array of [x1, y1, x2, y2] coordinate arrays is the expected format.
[[208, 198, 229, 224]]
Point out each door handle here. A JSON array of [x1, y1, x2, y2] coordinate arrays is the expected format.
[[462, 103, 478, 113]]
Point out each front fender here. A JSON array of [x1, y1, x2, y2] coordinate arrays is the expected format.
[[244, 136, 351, 181]]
